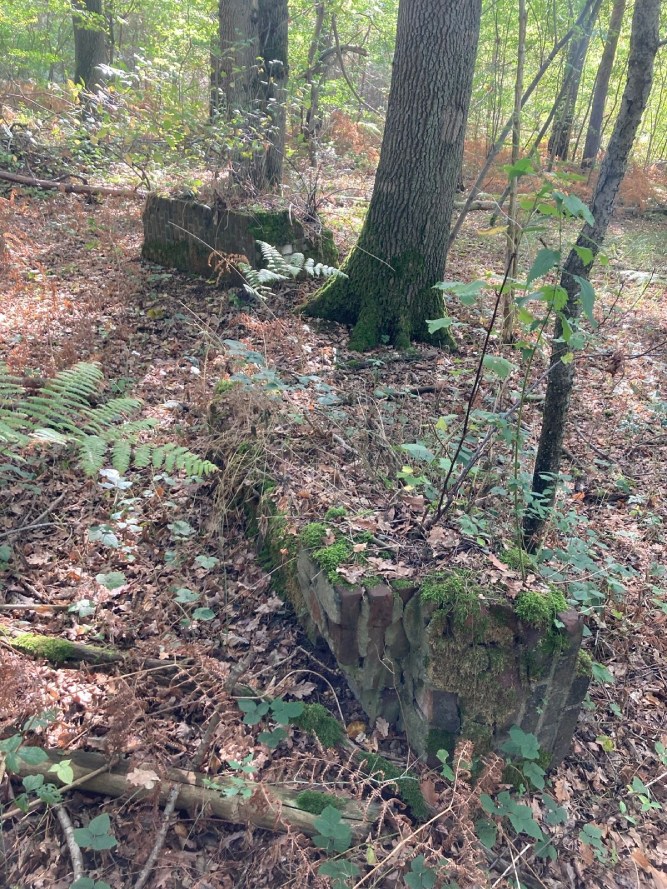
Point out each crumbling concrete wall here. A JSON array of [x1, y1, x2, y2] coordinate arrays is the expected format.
[[141, 194, 337, 279]]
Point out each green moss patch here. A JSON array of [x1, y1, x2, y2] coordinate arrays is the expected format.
[[292, 703, 345, 748], [515, 589, 567, 629], [358, 752, 430, 822], [295, 790, 346, 815]]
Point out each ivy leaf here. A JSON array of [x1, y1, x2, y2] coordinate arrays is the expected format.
[[195, 554, 220, 569], [192, 607, 216, 621], [313, 805, 352, 853], [526, 248, 561, 287], [22, 773, 45, 792], [173, 587, 200, 603], [506, 802, 544, 840], [500, 725, 540, 760]]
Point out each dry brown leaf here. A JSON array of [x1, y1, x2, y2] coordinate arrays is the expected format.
[[127, 767, 160, 789]]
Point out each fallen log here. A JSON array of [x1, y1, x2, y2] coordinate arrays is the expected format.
[[12, 747, 379, 840], [0, 169, 147, 198]]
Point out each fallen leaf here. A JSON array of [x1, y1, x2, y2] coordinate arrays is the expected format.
[[127, 767, 161, 789]]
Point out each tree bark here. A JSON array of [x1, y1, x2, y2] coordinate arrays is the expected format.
[[502, 0, 527, 344], [523, 0, 661, 549], [257, 0, 289, 189], [211, 0, 287, 192], [72, 0, 107, 91], [581, 0, 627, 168], [548, 0, 601, 162], [303, 0, 482, 351]]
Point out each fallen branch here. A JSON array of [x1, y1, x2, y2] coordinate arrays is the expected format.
[[0, 169, 147, 198], [1, 630, 123, 665], [54, 805, 84, 882], [12, 748, 379, 840]]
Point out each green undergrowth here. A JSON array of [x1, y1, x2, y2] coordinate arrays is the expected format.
[[358, 752, 430, 822]]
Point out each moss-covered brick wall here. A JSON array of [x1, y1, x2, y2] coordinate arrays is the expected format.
[[142, 195, 337, 281]]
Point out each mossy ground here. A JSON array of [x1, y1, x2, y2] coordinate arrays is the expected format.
[[358, 752, 430, 822], [292, 703, 345, 747]]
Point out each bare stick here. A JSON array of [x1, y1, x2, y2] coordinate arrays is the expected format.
[[54, 805, 85, 882], [133, 784, 180, 889]]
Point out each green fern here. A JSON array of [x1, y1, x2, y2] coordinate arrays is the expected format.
[[238, 240, 346, 299], [0, 363, 218, 482]]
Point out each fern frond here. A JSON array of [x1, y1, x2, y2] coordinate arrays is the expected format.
[[111, 439, 132, 475], [78, 435, 109, 477]]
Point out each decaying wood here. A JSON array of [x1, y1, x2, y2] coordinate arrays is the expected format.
[[0, 169, 147, 197], [13, 748, 379, 840]]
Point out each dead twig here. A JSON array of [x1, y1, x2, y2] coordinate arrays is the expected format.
[[54, 805, 84, 882]]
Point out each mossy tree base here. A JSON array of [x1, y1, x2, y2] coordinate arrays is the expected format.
[[303, 243, 456, 352]]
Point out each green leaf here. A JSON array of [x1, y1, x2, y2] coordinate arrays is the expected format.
[[50, 760, 74, 783], [405, 854, 437, 889], [574, 246, 594, 266], [317, 859, 360, 888], [433, 279, 488, 304], [506, 802, 544, 840], [0, 735, 24, 754], [95, 571, 126, 590], [401, 443, 436, 464], [573, 275, 596, 326], [523, 761, 546, 790], [562, 193, 595, 225], [18, 746, 49, 765], [500, 726, 540, 760], [195, 555, 220, 569], [257, 727, 287, 749], [88, 813, 112, 836], [591, 662, 614, 684], [168, 520, 195, 537], [313, 805, 352, 853], [479, 793, 498, 816], [561, 352, 574, 365], [22, 773, 45, 792], [0, 543, 12, 562], [192, 607, 215, 621], [174, 587, 200, 604], [505, 157, 535, 179], [270, 699, 305, 725], [238, 699, 270, 725], [426, 316, 453, 334], [482, 356, 516, 380], [475, 819, 498, 849], [526, 249, 560, 287]]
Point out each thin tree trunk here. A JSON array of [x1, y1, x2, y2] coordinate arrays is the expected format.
[[548, 0, 601, 163], [303, 0, 482, 350], [502, 0, 527, 344], [581, 0, 627, 168], [523, 0, 661, 550], [72, 0, 107, 91]]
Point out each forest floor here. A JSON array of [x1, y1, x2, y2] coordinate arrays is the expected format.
[[0, 176, 666, 889]]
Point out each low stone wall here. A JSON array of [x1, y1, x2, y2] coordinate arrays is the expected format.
[[294, 550, 589, 763], [142, 194, 337, 280]]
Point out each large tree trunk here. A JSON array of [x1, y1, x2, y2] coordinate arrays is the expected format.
[[303, 0, 482, 351], [581, 0, 627, 168], [72, 0, 107, 91], [523, 0, 661, 550], [257, 0, 288, 189], [211, 0, 287, 192], [548, 0, 601, 162]]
